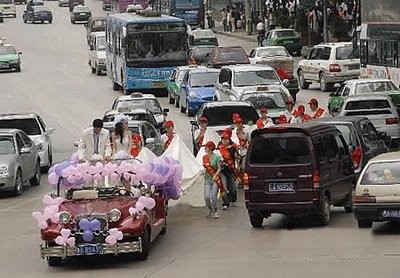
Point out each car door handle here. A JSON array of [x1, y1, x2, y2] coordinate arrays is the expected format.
[[299, 174, 312, 178]]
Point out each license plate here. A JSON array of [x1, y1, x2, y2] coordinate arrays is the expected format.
[[76, 244, 104, 255], [382, 210, 400, 218], [284, 40, 293, 44], [153, 81, 165, 87], [0, 64, 9, 68], [268, 182, 294, 192], [80, 12, 86, 15], [348, 65, 359, 70]]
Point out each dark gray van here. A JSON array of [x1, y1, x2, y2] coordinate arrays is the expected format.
[[244, 122, 355, 228]]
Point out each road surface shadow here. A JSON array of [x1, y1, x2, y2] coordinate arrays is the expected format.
[[372, 221, 400, 235]]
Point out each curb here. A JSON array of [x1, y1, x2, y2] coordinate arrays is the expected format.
[[212, 29, 258, 43]]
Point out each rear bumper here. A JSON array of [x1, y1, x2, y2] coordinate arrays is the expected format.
[[245, 200, 317, 214], [126, 79, 168, 90], [281, 43, 302, 53], [353, 203, 400, 222], [188, 99, 212, 114], [40, 240, 142, 258], [375, 125, 400, 140], [323, 73, 359, 84], [32, 16, 52, 21]]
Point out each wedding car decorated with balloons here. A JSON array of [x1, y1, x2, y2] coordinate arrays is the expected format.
[[33, 154, 182, 266]]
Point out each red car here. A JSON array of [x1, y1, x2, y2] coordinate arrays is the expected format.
[[205, 46, 250, 68]]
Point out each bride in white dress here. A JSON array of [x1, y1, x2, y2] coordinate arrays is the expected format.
[[112, 116, 132, 159]]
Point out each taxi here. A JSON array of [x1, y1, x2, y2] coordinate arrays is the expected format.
[[0, 40, 22, 72]]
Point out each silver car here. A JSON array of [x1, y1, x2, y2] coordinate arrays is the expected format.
[[337, 95, 400, 141], [0, 129, 41, 196], [0, 113, 54, 171]]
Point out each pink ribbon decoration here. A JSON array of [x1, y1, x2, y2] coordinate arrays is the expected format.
[[55, 228, 76, 247], [105, 228, 123, 245]]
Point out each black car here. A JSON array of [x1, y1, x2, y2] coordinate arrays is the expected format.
[[102, 0, 111, 10], [14, 0, 27, 4], [70, 5, 91, 23], [23, 5, 52, 23], [315, 116, 389, 180], [188, 46, 216, 65]]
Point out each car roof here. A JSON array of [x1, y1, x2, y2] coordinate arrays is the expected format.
[[272, 28, 295, 32], [222, 64, 275, 71], [90, 15, 106, 20], [368, 151, 400, 163], [91, 31, 105, 37], [191, 29, 216, 37], [252, 121, 337, 138], [0, 129, 19, 135], [105, 108, 149, 115], [344, 78, 393, 84], [315, 116, 368, 124], [32, 5, 49, 9], [115, 93, 157, 101], [203, 101, 254, 108], [0, 113, 37, 119], [103, 120, 143, 128], [316, 42, 352, 47], [189, 68, 220, 74], [254, 46, 287, 50]]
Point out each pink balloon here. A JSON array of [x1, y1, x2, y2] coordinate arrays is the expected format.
[[101, 168, 111, 177], [110, 172, 119, 183], [123, 172, 131, 181], [61, 168, 70, 178], [135, 201, 145, 212], [67, 175, 75, 184], [146, 198, 156, 209], [93, 173, 103, 182], [48, 173, 59, 185], [89, 165, 97, 175], [83, 173, 92, 182]]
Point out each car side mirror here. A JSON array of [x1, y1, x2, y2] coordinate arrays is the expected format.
[[163, 108, 169, 114], [84, 23, 88, 27], [18, 51, 22, 55], [46, 128, 55, 135], [282, 79, 290, 86], [73, 141, 79, 147], [145, 138, 155, 144], [170, 77, 175, 82], [190, 120, 198, 126], [222, 82, 230, 88], [20, 147, 31, 154], [303, 55, 308, 59]]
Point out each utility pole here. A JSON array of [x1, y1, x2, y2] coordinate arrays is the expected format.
[[323, 0, 328, 42]]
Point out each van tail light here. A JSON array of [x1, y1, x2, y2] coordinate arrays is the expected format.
[[329, 64, 341, 72], [386, 118, 399, 125], [312, 170, 320, 200], [353, 195, 376, 203], [243, 172, 249, 190], [351, 146, 362, 170]]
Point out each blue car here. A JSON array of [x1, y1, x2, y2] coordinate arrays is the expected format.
[[179, 68, 220, 117]]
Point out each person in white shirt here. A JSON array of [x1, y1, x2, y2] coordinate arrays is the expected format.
[[256, 20, 265, 46], [259, 107, 274, 127], [78, 119, 112, 161], [308, 98, 329, 119]]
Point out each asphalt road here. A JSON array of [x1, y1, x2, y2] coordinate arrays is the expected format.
[[0, 2, 399, 277]]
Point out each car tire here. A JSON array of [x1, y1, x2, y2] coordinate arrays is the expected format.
[[15, 65, 21, 72], [95, 65, 101, 76], [159, 219, 166, 235], [23, 17, 27, 23], [187, 101, 195, 117], [136, 229, 150, 260], [344, 188, 354, 213], [180, 100, 186, 113], [42, 150, 52, 172], [12, 169, 23, 196], [168, 91, 174, 104], [318, 195, 330, 226], [319, 73, 334, 92], [357, 220, 373, 228], [112, 80, 119, 91], [298, 70, 309, 89], [30, 161, 41, 186], [47, 257, 62, 267], [49, 20, 52, 24], [91, 66, 95, 74], [249, 211, 263, 228]]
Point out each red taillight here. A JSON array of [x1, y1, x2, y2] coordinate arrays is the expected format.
[[386, 118, 399, 125], [312, 170, 320, 199], [352, 146, 362, 169], [353, 195, 376, 203], [329, 64, 341, 72], [243, 172, 249, 190], [189, 57, 196, 65]]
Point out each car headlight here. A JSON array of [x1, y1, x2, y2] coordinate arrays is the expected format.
[[10, 59, 18, 63], [0, 165, 9, 177], [109, 208, 121, 222], [59, 211, 71, 224]]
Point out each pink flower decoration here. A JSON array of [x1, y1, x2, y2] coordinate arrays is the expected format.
[[48, 173, 59, 185], [105, 228, 123, 245], [55, 228, 75, 247], [110, 172, 119, 183], [129, 207, 138, 216], [42, 195, 64, 207], [32, 211, 48, 229], [93, 173, 103, 182]]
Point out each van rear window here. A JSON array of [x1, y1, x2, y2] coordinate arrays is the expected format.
[[250, 137, 311, 164]]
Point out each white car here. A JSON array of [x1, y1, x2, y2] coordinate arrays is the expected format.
[[353, 151, 400, 228], [248, 46, 292, 65], [214, 64, 292, 102], [297, 42, 360, 92], [0, 113, 54, 171], [0, 0, 16, 17], [336, 95, 400, 141], [88, 31, 106, 75]]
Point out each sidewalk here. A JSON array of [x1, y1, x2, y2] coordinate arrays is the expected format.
[[211, 20, 258, 43]]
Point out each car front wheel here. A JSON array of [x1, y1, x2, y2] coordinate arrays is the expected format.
[[298, 70, 309, 89], [29, 161, 41, 186], [12, 170, 23, 196], [47, 257, 62, 267], [318, 195, 331, 226], [136, 229, 150, 260]]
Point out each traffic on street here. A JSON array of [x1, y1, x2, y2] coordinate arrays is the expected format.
[[1, 0, 400, 277]]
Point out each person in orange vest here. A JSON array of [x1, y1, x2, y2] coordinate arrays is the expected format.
[[194, 117, 208, 155], [218, 130, 238, 209], [278, 114, 288, 124], [286, 99, 298, 123], [255, 118, 265, 129], [161, 120, 176, 151], [259, 107, 274, 127], [295, 105, 312, 123], [308, 98, 328, 119], [202, 141, 223, 219], [130, 133, 142, 158]]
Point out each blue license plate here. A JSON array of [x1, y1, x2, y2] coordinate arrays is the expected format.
[[268, 182, 294, 192], [76, 244, 104, 255], [382, 210, 400, 218]]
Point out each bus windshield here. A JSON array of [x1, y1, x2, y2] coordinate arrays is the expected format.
[[126, 32, 186, 66]]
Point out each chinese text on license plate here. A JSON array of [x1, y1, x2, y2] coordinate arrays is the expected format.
[[76, 244, 104, 255], [382, 210, 400, 218], [268, 182, 294, 192]]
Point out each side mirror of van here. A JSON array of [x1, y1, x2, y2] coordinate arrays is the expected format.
[[190, 120, 198, 126], [222, 82, 230, 88]]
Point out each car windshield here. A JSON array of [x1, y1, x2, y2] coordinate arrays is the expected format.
[[336, 46, 359, 60], [91, 19, 105, 32], [250, 136, 311, 164], [201, 106, 259, 126], [104, 113, 154, 124], [190, 72, 219, 87], [361, 161, 400, 185], [114, 99, 162, 114], [0, 137, 15, 155], [234, 70, 280, 86], [0, 118, 41, 135], [191, 47, 215, 62], [176, 69, 188, 82], [0, 46, 16, 55], [257, 48, 289, 57], [103, 125, 139, 135], [0, 0, 12, 4], [240, 92, 286, 109], [355, 81, 398, 94], [275, 30, 295, 37], [74, 6, 89, 12], [96, 36, 106, 51], [345, 100, 390, 110]]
